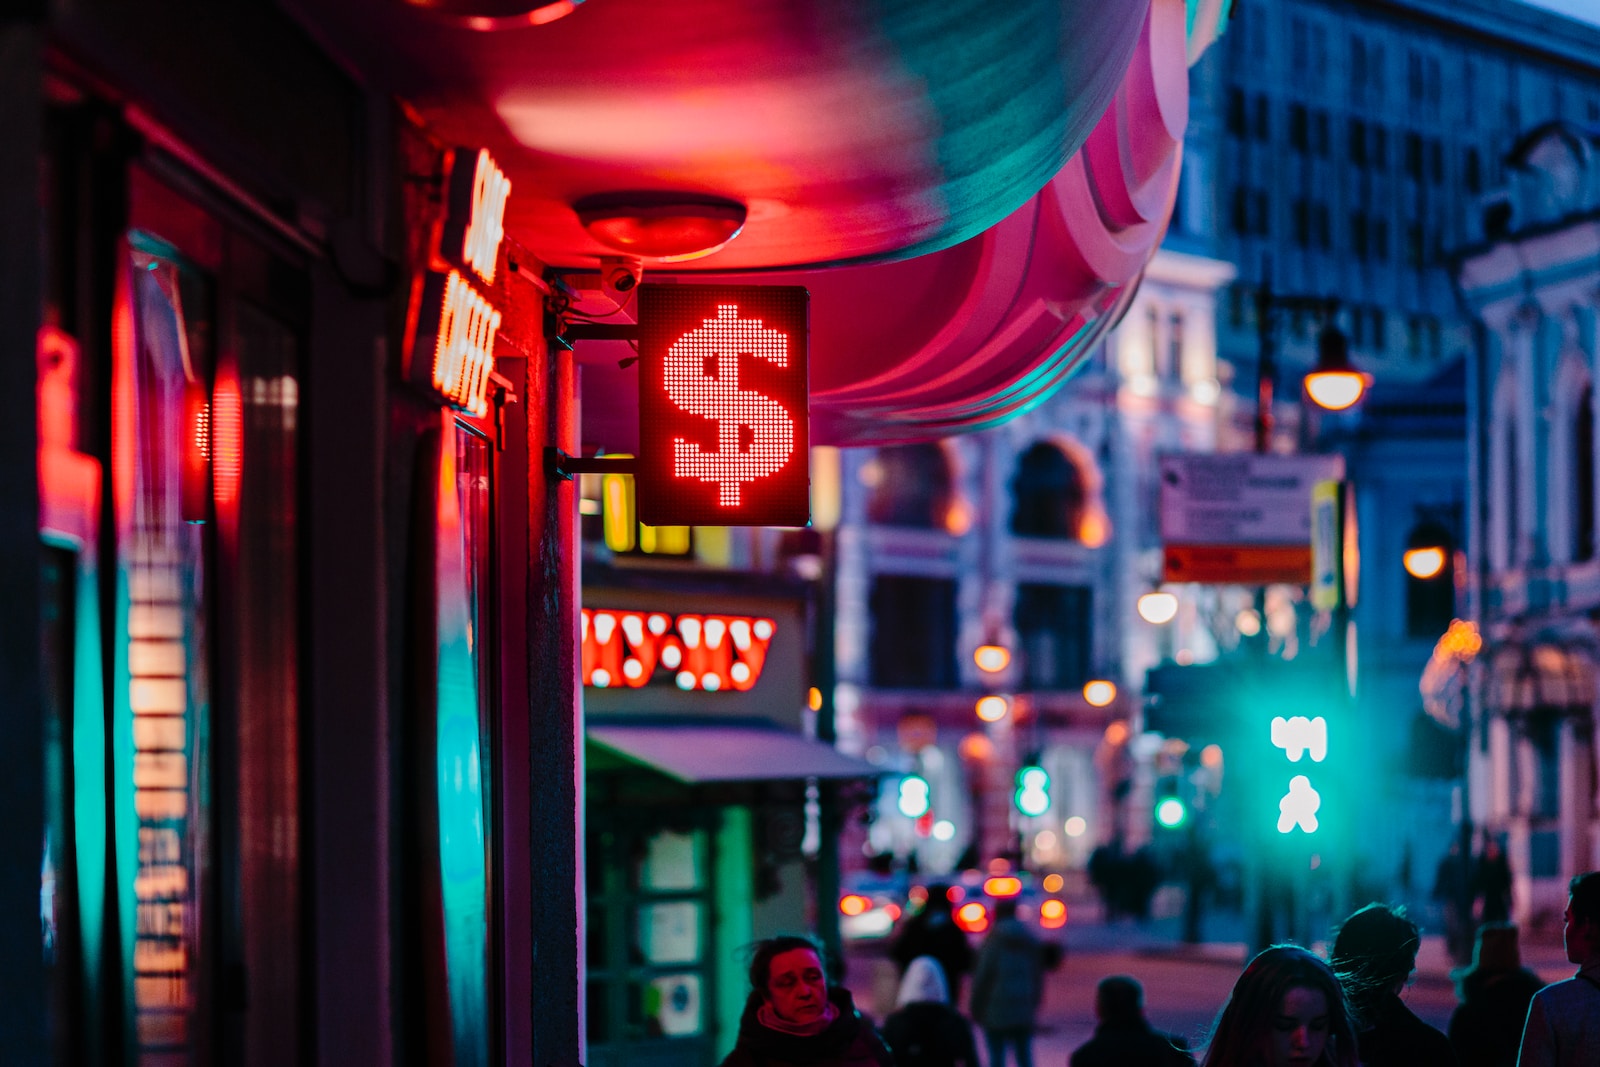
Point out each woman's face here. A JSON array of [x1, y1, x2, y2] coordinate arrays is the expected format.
[[765, 947, 828, 1025], [1269, 985, 1330, 1067]]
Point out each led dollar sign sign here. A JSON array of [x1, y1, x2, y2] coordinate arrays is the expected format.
[[664, 304, 795, 507]]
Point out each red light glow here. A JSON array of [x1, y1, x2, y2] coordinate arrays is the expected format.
[[432, 271, 501, 417], [581, 609, 774, 691], [1040, 899, 1067, 928], [839, 894, 870, 917], [637, 286, 809, 528], [955, 902, 989, 933], [575, 195, 747, 261]]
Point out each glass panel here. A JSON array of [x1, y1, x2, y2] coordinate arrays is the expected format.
[[230, 303, 302, 1060], [636, 901, 700, 965], [628, 975, 704, 1039], [646, 975, 703, 1038], [637, 830, 701, 891], [586, 982, 611, 1042], [119, 242, 209, 1063]]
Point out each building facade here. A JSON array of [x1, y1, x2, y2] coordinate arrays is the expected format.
[[1455, 120, 1600, 924]]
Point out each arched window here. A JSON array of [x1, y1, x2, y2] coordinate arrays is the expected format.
[[1010, 443, 1086, 539], [865, 444, 952, 528], [1574, 385, 1594, 562]]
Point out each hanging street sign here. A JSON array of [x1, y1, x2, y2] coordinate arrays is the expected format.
[[1159, 453, 1345, 584], [636, 284, 810, 528]]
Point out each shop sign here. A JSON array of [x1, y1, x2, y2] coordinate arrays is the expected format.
[[581, 608, 774, 692], [635, 285, 809, 528], [406, 147, 509, 417], [1159, 453, 1344, 584]]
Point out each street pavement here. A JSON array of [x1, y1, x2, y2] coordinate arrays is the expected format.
[[844, 900, 1576, 1066]]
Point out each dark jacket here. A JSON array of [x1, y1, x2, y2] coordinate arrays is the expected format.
[[881, 1002, 979, 1067], [719, 987, 895, 1067], [890, 908, 974, 994], [1069, 1020, 1195, 1067], [968, 918, 1044, 1033], [1447, 967, 1547, 1067], [1355, 992, 1459, 1067]]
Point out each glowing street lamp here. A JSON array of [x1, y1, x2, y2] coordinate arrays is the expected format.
[[974, 644, 1011, 673], [1137, 590, 1179, 624], [1403, 546, 1447, 580], [1082, 680, 1117, 707], [1303, 322, 1369, 412], [975, 695, 1009, 723]]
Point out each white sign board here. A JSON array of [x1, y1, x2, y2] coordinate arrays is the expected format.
[[1159, 453, 1345, 584]]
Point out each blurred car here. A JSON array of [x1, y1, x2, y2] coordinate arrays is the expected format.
[[837, 871, 909, 942]]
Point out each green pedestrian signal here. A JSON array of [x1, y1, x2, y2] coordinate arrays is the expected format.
[[1013, 765, 1050, 817], [1155, 795, 1188, 829]]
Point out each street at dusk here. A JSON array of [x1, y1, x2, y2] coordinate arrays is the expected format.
[[6, 1, 1600, 1065]]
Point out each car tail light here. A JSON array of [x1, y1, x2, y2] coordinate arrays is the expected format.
[[839, 894, 870, 917], [983, 876, 1022, 898], [955, 901, 989, 933], [1040, 899, 1067, 929]]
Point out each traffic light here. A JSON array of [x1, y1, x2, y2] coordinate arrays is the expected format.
[[1013, 765, 1050, 817], [1270, 715, 1327, 834], [1154, 775, 1188, 830], [897, 774, 931, 818]]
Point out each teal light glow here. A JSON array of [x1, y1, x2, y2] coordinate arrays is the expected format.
[[434, 420, 490, 1066], [1155, 797, 1188, 829]]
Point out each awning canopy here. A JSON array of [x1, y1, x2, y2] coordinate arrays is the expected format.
[[587, 719, 882, 785], [1487, 628, 1599, 722]]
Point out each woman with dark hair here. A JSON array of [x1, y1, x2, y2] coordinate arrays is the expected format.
[[1329, 903, 1457, 1066], [719, 935, 895, 1067], [1200, 945, 1360, 1067]]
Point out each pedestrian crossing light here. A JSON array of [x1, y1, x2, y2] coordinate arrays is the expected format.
[[897, 774, 931, 819], [1278, 775, 1321, 833], [1013, 765, 1050, 817], [1270, 715, 1326, 833], [1155, 795, 1188, 830]]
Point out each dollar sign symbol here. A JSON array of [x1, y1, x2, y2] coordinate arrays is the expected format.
[[664, 304, 795, 506]]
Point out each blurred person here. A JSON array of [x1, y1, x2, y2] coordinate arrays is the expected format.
[[1447, 923, 1544, 1067], [1515, 870, 1600, 1067], [879, 956, 979, 1067], [969, 898, 1045, 1067], [1329, 902, 1458, 1066], [1198, 945, 1360, 1067], [1474, 837, 1514, 925], [1070, 974, 1195, 1067], [891, 883, 975, 1002], [1434, 839, 1472, 962], [720, 934, 894, 1067]]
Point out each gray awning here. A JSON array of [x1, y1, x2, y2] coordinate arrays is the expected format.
[[587, 720, 882, 785]]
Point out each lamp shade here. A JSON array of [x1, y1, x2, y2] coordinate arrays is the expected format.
[[1303, 324, 1368, 411]]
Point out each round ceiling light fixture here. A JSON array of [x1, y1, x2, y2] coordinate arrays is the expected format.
[[401, 0, 584, 30], [574, 192, 748, 262]]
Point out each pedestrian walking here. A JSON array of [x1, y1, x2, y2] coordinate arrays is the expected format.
[[879, 956, 979, 1067], [1329, 902, 1458, 1066], [1434, 838, 1472, 962], [1514, 870, 1600, 1067], [1069, 974, 1195, 1067], [1198, 945, 1360, 1067], [1446, 923, 1545, 1067], [719, 935, 894, 1067], [1473, 837, 1513, 925], [968, 899, 1045, 1067], [890, 884, 975, 1002]]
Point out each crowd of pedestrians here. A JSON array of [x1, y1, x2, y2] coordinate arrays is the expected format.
[[718, 869, 1600, 1067]]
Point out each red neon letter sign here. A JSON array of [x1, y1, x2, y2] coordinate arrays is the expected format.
[[636, 285, 809, 528]]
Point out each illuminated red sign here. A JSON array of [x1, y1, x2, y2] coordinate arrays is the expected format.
[[581, 608, 775, 692], [406, 146, 509, 417], [636, 285, 809, 528]]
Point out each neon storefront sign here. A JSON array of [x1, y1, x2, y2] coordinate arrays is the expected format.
[[581, 609, 774, 692]]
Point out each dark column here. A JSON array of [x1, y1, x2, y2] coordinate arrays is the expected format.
[[307, 265, 394, 1064], [0, 18, 47, 1063], [528, 320, 583, 1065]]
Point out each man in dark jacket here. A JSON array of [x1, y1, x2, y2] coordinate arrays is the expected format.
[[719, 935, 894, 1067], [890, 885, 975, 1002], [1069, 976, 1194, 1067], [1330, 902, 1459, 1067], [968, 900, 1044, 1067]]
